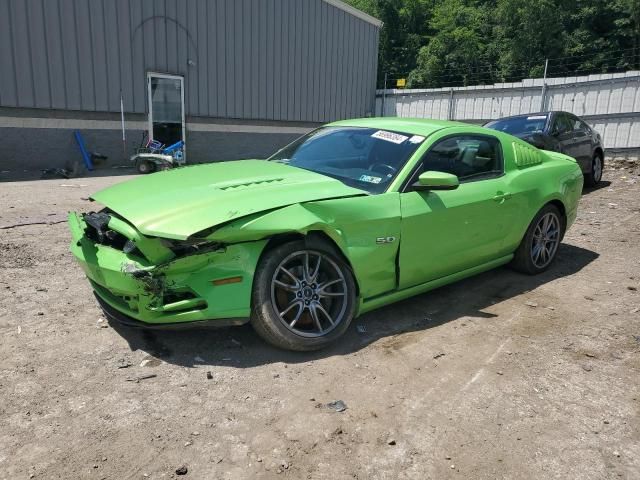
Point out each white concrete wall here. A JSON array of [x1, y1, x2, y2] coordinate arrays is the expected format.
[[376, 71, 640, 149]]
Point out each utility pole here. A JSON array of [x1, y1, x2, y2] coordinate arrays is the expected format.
[[120, 91, 127, 162], [448, 88, 455, 120], [381, 73, 388, 117], [540, 58, 549, 112]]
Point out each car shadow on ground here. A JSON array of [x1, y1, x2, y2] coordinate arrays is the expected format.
[[108, 243, 599, 368], [582, 180, 612, 195]]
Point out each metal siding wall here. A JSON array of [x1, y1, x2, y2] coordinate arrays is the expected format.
[[196, 0, 207, 116], [292, 0, 302, 121], [166, 1, 178, 74], [59, 0, 79, 110], [117, 0, 134, 112], [129, 0, 144, 113], [258, 0, 268, 119], [308, 0, 318, 122], [271, 0, 282, 120], [335, 10, 346, 119], [185, 0, 198, 116], [0, 0, 379, 121], [319, 0, 329, 121], [0, 1, 16, 106], [104, 1, 121, 111], [28, 0, 50, 108], [10, 1, 34, 107], [89, 0, 108, 111], [282, 0, 294, 121], [213, 0, 226, 117], [154, 0, 168, 73], [376, 73, 640, 149]]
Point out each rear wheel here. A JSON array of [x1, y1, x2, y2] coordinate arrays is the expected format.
[[136, 160, 155, 174], [584, 152, 603, 187], [511, 204, 564, 275], [251, 240, 357, 351]]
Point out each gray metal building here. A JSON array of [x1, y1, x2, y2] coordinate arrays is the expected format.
[[0, 0, 381, 172]]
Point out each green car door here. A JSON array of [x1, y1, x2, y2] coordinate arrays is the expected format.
[[398, 131, 518, 289]]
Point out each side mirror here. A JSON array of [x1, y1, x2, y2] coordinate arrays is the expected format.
[[412, 171, 459, 191]]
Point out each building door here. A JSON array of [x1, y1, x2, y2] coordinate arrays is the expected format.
[[147, 72, 185, 151]]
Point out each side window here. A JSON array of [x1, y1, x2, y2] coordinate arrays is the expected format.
[[573, 118, 588, 132], [552, 114, 571, 134], [420, 135, 503, 181]]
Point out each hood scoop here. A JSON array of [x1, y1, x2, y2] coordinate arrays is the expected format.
[[218, 178, 284, 191]]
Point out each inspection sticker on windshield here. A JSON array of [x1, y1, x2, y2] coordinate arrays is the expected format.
[[408, 135, 425, 144], [371, 130, 408, 144], [527, 115, 547, 120], [359, 174, 382, 184]]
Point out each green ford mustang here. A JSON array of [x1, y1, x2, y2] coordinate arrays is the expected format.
[[69, 118, 583, 351]]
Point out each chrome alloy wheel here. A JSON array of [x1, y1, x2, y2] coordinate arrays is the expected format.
[[531, 212, 560, 268], [270, 250, 348, 338]]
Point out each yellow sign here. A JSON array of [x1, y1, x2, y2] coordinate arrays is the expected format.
[[396, 78, 406, 88]]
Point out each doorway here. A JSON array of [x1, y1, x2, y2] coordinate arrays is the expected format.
[[147, 72, 185, 152]]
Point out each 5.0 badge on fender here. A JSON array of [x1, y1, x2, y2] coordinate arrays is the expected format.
[[376, 236, 396, 244]]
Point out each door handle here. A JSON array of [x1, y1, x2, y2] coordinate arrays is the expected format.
[[493, 192, 512, 202]]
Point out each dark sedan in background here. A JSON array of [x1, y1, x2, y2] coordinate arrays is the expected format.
[[485, 111, 605, 186]]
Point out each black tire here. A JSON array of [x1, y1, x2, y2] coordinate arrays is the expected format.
[[511, 204, 565, 275], [136, 160, 155, 174], [584, 152, 603, 187], [251, 240, 357, 351]]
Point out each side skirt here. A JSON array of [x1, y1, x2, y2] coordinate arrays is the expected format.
[[357, 254, 514, 316]]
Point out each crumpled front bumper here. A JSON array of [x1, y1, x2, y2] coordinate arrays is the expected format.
[[68, 212, 265, 326]]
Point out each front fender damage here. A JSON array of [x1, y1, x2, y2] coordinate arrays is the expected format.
[[203, 203, 348, 253], [197, 195, 402, 302], [118, 240, 266, 318], [119, 244, 224, 308]]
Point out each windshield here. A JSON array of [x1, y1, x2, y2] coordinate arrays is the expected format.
[[485, 115, 549, 135], [268, 126, 425, 194]]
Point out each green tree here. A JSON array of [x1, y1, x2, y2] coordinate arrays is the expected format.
[[343, 0, 640, 88], [409, 0, 495, 87], [343, 0, 434, 86], [493, 0, 566, 79]]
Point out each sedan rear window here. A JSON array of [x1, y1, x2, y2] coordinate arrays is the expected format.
[[485, 115, 549, 135], [269, 127, 424, 194]]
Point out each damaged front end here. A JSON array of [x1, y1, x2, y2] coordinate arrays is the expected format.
[[69, 210, 266, 327]]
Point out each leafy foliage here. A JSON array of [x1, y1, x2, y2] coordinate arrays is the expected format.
[[344, 0, 640, 87]]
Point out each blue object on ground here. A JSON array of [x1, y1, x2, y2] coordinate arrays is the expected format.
[[74, 130, 94, 171]]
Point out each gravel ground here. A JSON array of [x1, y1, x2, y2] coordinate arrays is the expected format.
[[1, 162, 639, 480]]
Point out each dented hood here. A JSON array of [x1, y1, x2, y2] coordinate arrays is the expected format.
[[91, 160, 366, 240]]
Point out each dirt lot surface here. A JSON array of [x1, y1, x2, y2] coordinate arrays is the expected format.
[[1, 162, 639, 480]]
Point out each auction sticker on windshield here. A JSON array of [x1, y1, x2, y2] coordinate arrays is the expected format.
[[359, 174, 382, 184], [371, 130, 409, 144], [527, 115, 547, 120]]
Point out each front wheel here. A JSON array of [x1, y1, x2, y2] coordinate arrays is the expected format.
[[136, 159, 156, 174], [251, 240, 357, 351], [511, 204, 564, 275], [584, 152, 603, 187]]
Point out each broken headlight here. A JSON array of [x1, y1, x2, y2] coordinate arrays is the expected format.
[[159, 238, 224, 257]]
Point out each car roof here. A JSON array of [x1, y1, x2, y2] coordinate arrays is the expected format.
[[488, 111, 585, 122], [327, 117, 470, 136]]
